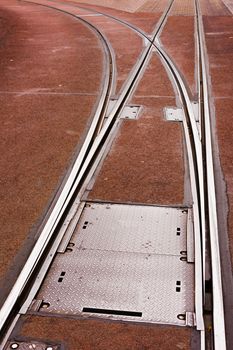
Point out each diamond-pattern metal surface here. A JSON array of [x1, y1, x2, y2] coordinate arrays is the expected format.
[[73, 203, 188, 255], [35, 202, 194, 326]]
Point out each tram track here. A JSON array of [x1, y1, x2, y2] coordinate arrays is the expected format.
[[0, 0, 175, 347], [48, 0, 226, 346], [0, 0, 116, 340], [70, 1, 227, 347], [0, 0, 226, 349], [195, 0, 226, 348]]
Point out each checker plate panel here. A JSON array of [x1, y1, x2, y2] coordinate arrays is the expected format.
[[72, 203, 187, 255], [35, 203, 194, 326]]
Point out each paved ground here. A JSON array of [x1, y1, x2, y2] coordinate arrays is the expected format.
[[2, 0, 194, 349], [0, 0, 104, 306], [161, 14, 196, 96], [88, 53, 185, 205], [1, 0, 233, 349], [16, 315, 193, 350], [69, 0, 170, 13]]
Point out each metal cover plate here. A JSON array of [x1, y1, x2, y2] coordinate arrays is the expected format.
[[164, 107, 184, 122], [69, 203, 187, 256], [106, 99, 141, 120], [35, 203, 194, 326]]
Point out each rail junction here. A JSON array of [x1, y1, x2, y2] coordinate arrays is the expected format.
[[0, 0, 232, 349]]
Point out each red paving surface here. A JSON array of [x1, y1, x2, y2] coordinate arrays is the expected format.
[[200, 0, 231, 15], [2, 0, 233, 349], [76, 2, 163, 33], [79, 15, 144, 93], [31, 0, 148, 94], [2, 1, 194, 349], [16, 315, 192, 350], [89, 53, 185, 205], [161, 15, 196, 96], [66, 0, 169, 13], [0, 0, 104, 300], [137, 0, 170, 12]]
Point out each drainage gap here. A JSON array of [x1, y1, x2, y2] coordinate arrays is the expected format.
[[82, 307, 142, 317]]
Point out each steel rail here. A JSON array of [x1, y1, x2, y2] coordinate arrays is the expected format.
[[57, 0, 206, 333], [71, 5, 207, 302], [13, 2, 225, 348], [58, 0, 208, 338], [195, 0, 226, 348], [70, 3, 227, 346], [52, 1, 226, 346], [73, 3, 226, 345], [153, 40, 205, 329], [70, 0, 208, 337], [55, 3, 206, 300], [0, 1, 116, 336], [0, 0, 174, 341]]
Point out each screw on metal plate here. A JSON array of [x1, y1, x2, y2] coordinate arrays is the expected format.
[[180, 250, 187, 262], [10, 344, 19, 349], [180, 256, 187, 262], [180, 251, 187, 255], [177, 313, 186, 321], [41, 301, 50, 309], [164, 107, 184, 122]]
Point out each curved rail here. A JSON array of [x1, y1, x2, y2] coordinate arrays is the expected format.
[[49, 0, 227, 347], [57, 0, 206, 333], [65, 2, 226, 347], [195, 0, 226, 348], [0, 1, 116, 336], [1, 1, 225, 348], [0, 0, 174, 341]]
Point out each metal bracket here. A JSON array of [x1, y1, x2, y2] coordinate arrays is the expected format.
[[187, 209, 195, 263], [164, 107, 184, 122], [28, 299, 43, 312], [119, 105, 142, 120], [57, 201, 85, 253], [191, 101, 199, 122], [186, 312, 196, 327], [106, 99, 142, 120]]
